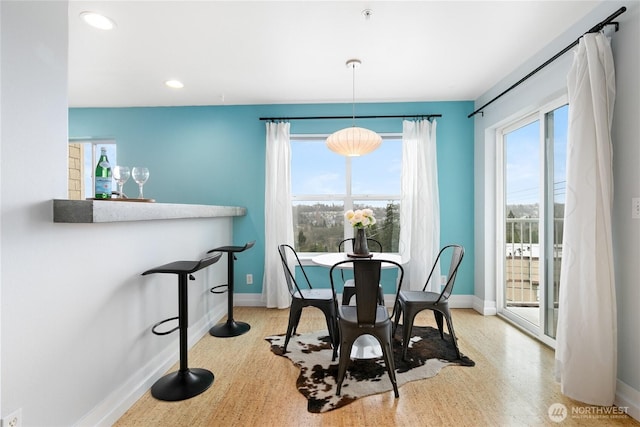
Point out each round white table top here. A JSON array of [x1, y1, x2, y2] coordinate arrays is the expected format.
[[311, 252, 402, 268]]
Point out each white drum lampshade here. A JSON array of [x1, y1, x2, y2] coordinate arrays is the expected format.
[[326, 126, 382, 157]]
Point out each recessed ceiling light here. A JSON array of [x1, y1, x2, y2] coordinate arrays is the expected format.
[[165, 80, 184, 89], [80, 11, 116, 30]]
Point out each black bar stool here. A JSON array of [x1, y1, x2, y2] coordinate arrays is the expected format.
[[208, 240, 255, 337], [142, 252, 222, 401]]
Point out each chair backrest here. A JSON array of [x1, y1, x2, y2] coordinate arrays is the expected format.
[[337, 238, 383, 283], [338, 237, 383, 253], [330, 258, 404, 326], [423, 244, 464, 303], [278, 244, 313, 298]]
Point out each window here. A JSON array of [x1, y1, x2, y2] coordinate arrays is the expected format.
[[68, 139, 117, 199], [291, 135, 401, 252]]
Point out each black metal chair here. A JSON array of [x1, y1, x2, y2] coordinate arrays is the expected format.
[[278, 244, 338, 356], [208, 241, 255, 337], [393, 244, 465, 360], [337, 237, 384, 305], [142, 252, 223, 401], [329, 258, 404, 398]]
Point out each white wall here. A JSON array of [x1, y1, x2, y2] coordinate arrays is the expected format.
[[473, 0, 639, 418], [1, 2, 229, 425]]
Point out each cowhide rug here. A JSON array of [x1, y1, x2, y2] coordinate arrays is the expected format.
[[265, 324, 474, 413]]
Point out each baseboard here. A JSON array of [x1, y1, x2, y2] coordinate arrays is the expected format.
[[616, 379, 640, 422], [447, 294, 475, 309], [472, 295, 497, 315], [234, 292, 266, 307], [75, 304, 227, 427]]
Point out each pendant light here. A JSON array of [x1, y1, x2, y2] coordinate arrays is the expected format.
[[326, 59, 382, 157]]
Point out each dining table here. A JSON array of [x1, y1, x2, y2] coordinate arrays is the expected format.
[[311, 252, 403, 359], [311, 252, 403, 269]]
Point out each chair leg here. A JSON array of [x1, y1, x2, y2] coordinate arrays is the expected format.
[[392, 301, 402, 335], [320, 306, 338, 359], [336, 330, 354, 396], [433, 311, 445, 339], [377, 286, 385, 306], [341, 286, 355, 305], [283, 304, 302, 353], [443, 311, 461, 359], [292, 307, 304, 336], [401, 307, 419, 361], [378, 331, 399, 398]]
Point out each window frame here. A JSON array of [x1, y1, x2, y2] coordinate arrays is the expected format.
[[495, 94, 568, 348], [290, 133, 402, 253], [68, 138, 117, 199]]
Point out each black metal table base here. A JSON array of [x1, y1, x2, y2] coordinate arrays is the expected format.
[[209, 319, 251, 337], [151, 368, 214, 401]]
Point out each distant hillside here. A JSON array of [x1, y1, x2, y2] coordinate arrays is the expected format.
[[506, 203, 565, 219]]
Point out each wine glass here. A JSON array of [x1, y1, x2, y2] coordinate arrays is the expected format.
[[132, 167, 149, 199], [112, 166, 130, 198]]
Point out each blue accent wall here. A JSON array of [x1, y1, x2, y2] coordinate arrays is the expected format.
[[69, 101, 475, 295]]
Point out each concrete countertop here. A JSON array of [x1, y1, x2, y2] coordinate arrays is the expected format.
[[53, 199, 246, 223]]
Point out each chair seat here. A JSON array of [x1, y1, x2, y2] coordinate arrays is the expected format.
[[338, 305, 389, 325], [399, 290, 443, 305], [294, 288, 334, 300]]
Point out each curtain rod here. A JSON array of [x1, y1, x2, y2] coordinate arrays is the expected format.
[[259, 114, 441, 121], [468, 6, 627, 119]]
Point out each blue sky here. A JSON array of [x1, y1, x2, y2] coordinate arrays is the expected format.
[[291, 137, 401, 196], [505, 104, 567, 205]]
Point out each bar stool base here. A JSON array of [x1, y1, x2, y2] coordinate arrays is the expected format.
[[209, 320, 251, 337], [151, 368, 214, 401]]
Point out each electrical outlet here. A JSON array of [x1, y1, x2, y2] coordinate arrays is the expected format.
[[632, 197, 640, 219], [2, 408, 22, 427], [246, 274, 253, 285]]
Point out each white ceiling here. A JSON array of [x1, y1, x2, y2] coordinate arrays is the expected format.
[[68, 1, 601, 108]]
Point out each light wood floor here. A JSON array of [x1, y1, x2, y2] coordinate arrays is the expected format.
[[115, 307, 639, 426]]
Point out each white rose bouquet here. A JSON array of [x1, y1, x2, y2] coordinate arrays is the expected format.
[[345, 208, 376, 229]]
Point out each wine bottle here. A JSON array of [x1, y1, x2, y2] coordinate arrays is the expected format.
[[94, 147, 112, 199]]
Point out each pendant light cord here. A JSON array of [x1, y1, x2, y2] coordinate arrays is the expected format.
[[351, 62, 356, 127]]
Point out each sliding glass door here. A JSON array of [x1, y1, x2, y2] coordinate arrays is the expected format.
[[497, 98, 568, 345]]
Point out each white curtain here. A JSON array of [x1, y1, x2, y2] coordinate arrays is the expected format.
[[555, 32, 617, 406], [399, 119, 440, 291], [263, 122, 294, 309]]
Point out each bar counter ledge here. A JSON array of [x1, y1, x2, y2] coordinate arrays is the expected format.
[[53, 199, 246, 223]]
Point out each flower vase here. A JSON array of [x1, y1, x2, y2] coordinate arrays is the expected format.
[[352, 227, 370, 256]]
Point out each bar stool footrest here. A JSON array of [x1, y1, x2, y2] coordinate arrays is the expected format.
[[210, 284, 229, 294], [152, 316, 179, 336], [151, 368, 214, 401]]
